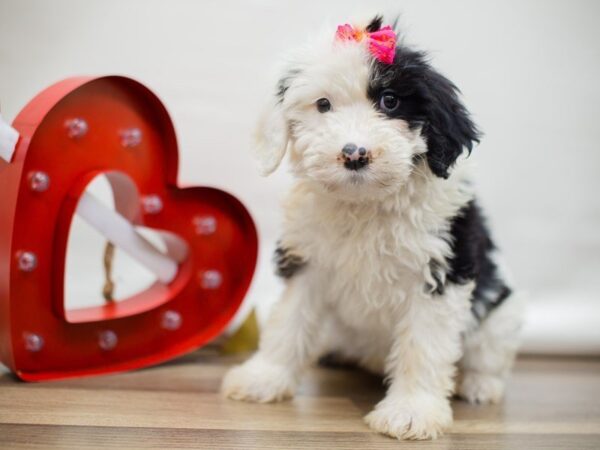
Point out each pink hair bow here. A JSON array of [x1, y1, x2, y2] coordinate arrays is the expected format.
[[335, 23, 397, 64]]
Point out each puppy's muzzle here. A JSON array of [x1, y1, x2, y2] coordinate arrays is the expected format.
[[341, 143, 370, 171]]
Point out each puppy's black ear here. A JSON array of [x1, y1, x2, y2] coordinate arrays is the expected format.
[[421, 70, 480, 179]]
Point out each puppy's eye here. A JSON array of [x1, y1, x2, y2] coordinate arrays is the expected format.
[[379, 93, 400, 113], [316, 98, 331, 113]]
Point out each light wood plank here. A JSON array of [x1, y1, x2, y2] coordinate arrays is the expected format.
[[1, 425, 599, 450], [0, 354, 599, 449], [0, 386, 369, 433]]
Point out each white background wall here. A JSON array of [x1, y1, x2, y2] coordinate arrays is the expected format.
[[1, 0, 599, 354]]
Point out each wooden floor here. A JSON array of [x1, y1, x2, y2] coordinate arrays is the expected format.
[[0, 350, 599, 449]]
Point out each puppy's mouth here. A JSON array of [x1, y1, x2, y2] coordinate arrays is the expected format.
[[318, 170, 368, 194], [346, 170, 368, 185]]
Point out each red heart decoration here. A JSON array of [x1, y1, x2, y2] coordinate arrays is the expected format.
[[0, 76, 258, 381]]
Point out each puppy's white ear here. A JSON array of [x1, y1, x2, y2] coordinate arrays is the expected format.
[[253, 99, 289, 176]]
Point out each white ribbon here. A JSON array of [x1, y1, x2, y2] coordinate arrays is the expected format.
[[77, 192, 180, 284], [0, 113, 19, 163]]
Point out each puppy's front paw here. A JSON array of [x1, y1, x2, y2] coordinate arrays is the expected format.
[[458, 372, 505, 404], [222, 356, 296, 403], [364, 394, 452, 440]]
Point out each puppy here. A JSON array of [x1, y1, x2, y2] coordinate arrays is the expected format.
[[222, 15, 523, 440]]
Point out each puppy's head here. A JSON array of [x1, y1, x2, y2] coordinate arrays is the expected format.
[[255, 15, 479, 201]]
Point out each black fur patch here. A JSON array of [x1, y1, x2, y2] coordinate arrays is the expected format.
[[366, 15, 383, 33], [445, 200, 512, 321], [368, 46, 480, 178], [274, 244, 306, 279]]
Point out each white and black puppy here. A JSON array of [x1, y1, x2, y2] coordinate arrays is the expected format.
[[223, 15, 523, 440]]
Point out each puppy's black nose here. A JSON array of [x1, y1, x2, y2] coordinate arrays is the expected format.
[[341, 143, 369, 171]]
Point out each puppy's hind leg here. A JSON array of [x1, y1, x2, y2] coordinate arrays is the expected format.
[[458, 291, 524, 404]]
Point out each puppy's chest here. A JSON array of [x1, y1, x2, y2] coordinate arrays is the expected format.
[[292, 205, 444, 300]]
